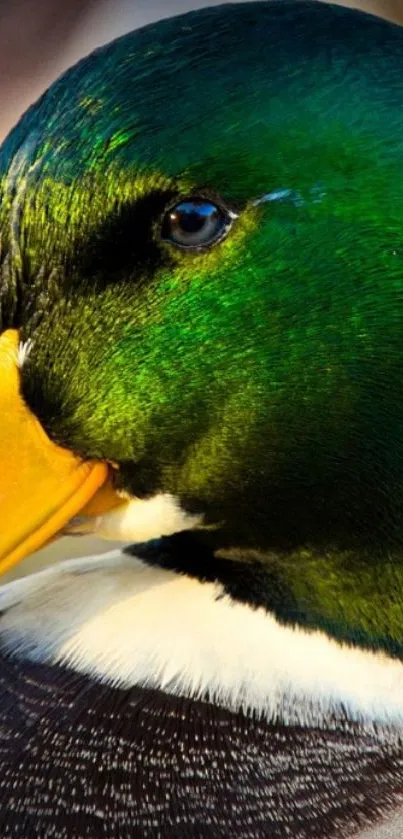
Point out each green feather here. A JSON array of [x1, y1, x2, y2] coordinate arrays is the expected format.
[[2, 1, 403, 653]]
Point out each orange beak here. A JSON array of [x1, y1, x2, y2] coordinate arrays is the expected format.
[[0, 329, 124, 576]]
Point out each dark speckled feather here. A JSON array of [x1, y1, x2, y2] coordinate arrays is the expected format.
[[0, 653, 402, 839]]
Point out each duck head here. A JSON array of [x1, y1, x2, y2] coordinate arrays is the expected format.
[[1, 0, 403, 656]]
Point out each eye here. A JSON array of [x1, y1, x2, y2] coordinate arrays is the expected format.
[[161, 197, 233, 250]]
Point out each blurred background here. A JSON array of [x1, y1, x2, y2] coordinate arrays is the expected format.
[[2, 0, 403, 580]]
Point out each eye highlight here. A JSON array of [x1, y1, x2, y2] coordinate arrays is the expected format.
[[161, 197, 234, 250]]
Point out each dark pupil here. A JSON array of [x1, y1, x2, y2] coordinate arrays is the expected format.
[[176, 202, 216, 233], [180, 211, 205, 233]]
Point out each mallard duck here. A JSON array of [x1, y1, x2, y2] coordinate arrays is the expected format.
[[1, 1, 403, 836]]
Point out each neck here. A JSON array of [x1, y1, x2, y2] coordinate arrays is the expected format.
[[128, 532, 403, 661], [1, 545, 403, 732]]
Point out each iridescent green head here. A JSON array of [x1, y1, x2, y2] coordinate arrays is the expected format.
[[2, 1, 403, 647]]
